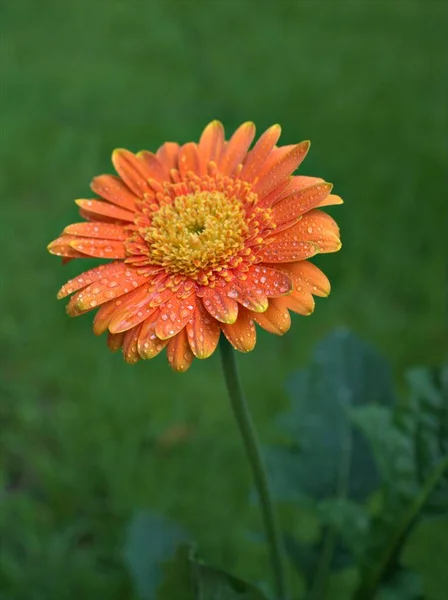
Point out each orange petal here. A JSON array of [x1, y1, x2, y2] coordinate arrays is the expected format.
[[48, 235, 87, 258], [178, 142, 202, 177], [291, 209, 341, 252], [318, 194, 343, 208], [277, 290, 315, 316], [122, 325, 142, 364], [137, 151, 168, 181], [138, 312, 169, 359], [90, 174, 139, 211], [154, 295, 195, 340], [221, 307, 256, 352], [198, 120, 225, 164], [219, 122, 256, 176], [253, 141, 310, 199], [276, 261, 331, 297], [63, 222, 126, 240], [108, 285, 158, 333], [228, 281, 268, 313], [107, 331, 125, 353], [247, 265, 292, 298], [253, 299, 291, 335], [74, 271, 146, 312], [284, 175, 325, 195], [156, 142, 180, 171], [112, 149, 153, 197], [257, 178, 292, 209], [202, 287, 238, 324], [271, 183, 333, 231], [241, 124, 282, 182], [70, 238, 126, 259], [259, 237, 319, 263], [93, 300, 121, 335], [186, 299, 221, 359], [166, 328, 194, 372], [56, 262, 126, 299], [75, 199, 135, 222]]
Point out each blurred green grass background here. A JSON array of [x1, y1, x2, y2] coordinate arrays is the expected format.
[[0, 0, 447, 598]]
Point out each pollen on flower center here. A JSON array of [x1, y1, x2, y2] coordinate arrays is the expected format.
[[142, 190, 249, 277]]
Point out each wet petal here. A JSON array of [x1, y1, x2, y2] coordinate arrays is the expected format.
[[247, 266, 292, 298], [48, 235, 87, 258], [137, 312, 169, 359], [271, 183, 333, 230], [108, 285, 158, 333], [186, 299, 221, 359], [93, 300, 121, 335], [112, 149, 153, 197], [228, 280, 268, 313], [90, 174, 139, 211], [122, 325, 142, 364], [253, 299, 291, 335], [178, 142, 202, 177], [277, 290, 315, 316], [70, 238, 126, 259], [155, 295, 195, 340], [63, 222, 126, 240], [253, 141, 310, 199], [75, 199, 135, 222], [138, 151, 168, 180], [73, 270, 146, 312], [202, 287, 238, 324], [219, 122, 256, 176], [221, 307, 256, 352], [166, 328, 194, 372], [156, 142, 180, 171], [198, 120, 225, 164], [276, 261, 331, 297], [107, 331, 125, 353], [241, 124, 282, 181], [56, 262, 126, 299]]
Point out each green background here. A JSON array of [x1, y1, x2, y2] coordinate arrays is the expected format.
[[1, 0, 446, 598]]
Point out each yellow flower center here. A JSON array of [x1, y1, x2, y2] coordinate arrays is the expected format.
[[143, 191, 248, 277]]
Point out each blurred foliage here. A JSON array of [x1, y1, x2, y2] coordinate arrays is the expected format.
[[1, 0, 447, 598], [123, 331, 447, 599]]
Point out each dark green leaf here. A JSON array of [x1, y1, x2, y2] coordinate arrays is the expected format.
[[401, 515, 448, 600], [123, 510, 189, 600], [154, 545, 269, 600], [155, 545, 196, 600], [266, 329, 395, 504], [193, 562, 270, 600]]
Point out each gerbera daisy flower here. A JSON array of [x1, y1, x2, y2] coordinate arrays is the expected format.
[[48, 121, 342, 371]]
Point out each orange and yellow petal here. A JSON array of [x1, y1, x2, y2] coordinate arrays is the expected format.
[[198, 120, 225, 164], [253, 299, 291, 335], [63, 222, 126, 240], [221, 307, 256, 353], [271, 183, 333, 229], [186, 299, 221, 359], [202, 287, 239, 324], [75, 199, 135, 222], [154, 295, 195, 340], [138, 315, 169, 359], [111, 149, 154, 197], [90, 174, 138, 211], [241, 124, 281, 182], [254, 141, 310, 199], [107, 331, 125, 353], [122, 325, 142, 364], [219, 121, 256, 176], [166, 328, 194, 372]]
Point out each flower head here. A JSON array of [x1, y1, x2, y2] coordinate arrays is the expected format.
[[48, 122, 342, 371]]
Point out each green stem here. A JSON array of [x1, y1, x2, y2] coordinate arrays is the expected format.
[[219, 337, 289, 600], [356, 453, 448, 600]]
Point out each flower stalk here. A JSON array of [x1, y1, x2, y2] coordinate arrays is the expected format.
[[219, 337, 289, 600]]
